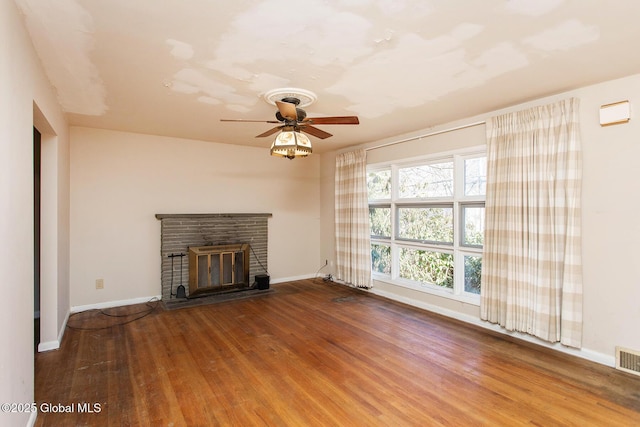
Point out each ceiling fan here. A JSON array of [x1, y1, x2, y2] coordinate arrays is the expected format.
[[220, 96, 359, 140]]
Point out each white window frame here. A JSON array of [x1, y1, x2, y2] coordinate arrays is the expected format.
[[368, 147, 486, 305]]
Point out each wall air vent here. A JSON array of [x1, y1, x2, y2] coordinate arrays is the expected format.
[[615, 346, 640, 377]]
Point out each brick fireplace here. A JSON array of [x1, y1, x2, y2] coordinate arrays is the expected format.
[[155, 213, 271, 300]]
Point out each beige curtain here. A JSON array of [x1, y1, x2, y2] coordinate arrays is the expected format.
[[481, 98, 583, 348], [335, 149, 372, 288]]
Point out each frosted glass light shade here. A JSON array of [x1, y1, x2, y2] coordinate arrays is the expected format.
[[270, 130, 312, 159]]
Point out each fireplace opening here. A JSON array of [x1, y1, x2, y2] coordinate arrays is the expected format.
[[188, 243, 250, 298]]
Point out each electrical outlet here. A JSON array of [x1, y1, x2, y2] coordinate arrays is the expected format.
[[96, 279, 104, 290]]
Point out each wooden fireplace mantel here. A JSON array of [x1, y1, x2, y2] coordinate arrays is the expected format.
[[155, 213, 272, 220]]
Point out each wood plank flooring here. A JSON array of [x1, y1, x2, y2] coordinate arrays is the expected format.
[[35, 280, 640, 426]]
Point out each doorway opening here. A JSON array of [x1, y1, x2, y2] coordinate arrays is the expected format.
[[34, 126, 41, 352]]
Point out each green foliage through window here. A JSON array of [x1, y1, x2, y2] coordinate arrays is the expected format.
[[462, 206, 485, 246], [369, 206, 391, 238], [398, 206, 453, 243], [399, 248, 453, 288], [464, 255, 482, 294], [371, 244, 391, 275]]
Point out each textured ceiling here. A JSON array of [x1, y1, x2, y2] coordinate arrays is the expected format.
[[15, 0, 640, 152]]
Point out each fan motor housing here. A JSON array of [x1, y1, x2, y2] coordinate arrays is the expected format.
[[280, 97, 300, 105], [275, 100, 307, 122]]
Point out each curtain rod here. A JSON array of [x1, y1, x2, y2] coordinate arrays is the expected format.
[[364, 120, 486, 151]]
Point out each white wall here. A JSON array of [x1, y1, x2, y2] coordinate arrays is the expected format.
[[1, 2, 70, 426], [321, 73, 640, 366], [70, 127, 321, 308], [578, 75, 640, 361], [319, 151, 337, 274]]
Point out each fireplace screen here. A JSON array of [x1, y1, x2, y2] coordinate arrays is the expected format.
[[188, 243, 250, 297]]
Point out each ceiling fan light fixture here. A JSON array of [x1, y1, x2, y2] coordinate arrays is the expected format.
[[270, 129, 312, 159]]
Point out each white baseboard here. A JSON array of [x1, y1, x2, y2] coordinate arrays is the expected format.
[[270, 274, 316, 284], [368, 287, 615, 368], [71, 295, 162, 314], [38, 340, 59, 352], [39, 296, 159, 353], [27, 410, 37, 427], [37, 310, 70, 353]]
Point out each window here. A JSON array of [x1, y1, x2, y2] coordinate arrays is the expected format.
[[461, 204, 485, 247], [397, 205, 453, 244], [371, 243, 391, 275], [398, 162, 453, 198], [464, 156, 486, 196], [399, 247, 453, 288], [367, 152, 486, 303], [369, 206, 391, 238], [367, 169, 391, 199]]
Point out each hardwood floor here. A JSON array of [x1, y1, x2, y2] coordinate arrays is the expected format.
[[35, 280, 640, 426]]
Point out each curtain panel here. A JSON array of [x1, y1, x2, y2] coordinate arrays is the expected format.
[[481, 98, 583, 348], [335, 149, 372, 288]]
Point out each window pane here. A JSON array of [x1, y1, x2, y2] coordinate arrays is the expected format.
[[367, 169, 391, 200], [371, 244, 391, 275], [464, 255, 482, 294], [398, 206, 453, 243], [369, 206, 391, 237], [462, 206, 485, 246], [464, 157, 487, 196], [399, 162, 453, 198], [399, 247, 453, 288]]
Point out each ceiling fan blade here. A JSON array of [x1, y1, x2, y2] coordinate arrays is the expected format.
[[255, 126, 282, 138], [220, 119, 281, 123], [276, 101, 298, 121], [304, 116, 359, 125], [300, 125, 333, 139]]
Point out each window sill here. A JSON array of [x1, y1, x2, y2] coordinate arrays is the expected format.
[[371, 274, 480, 306]]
